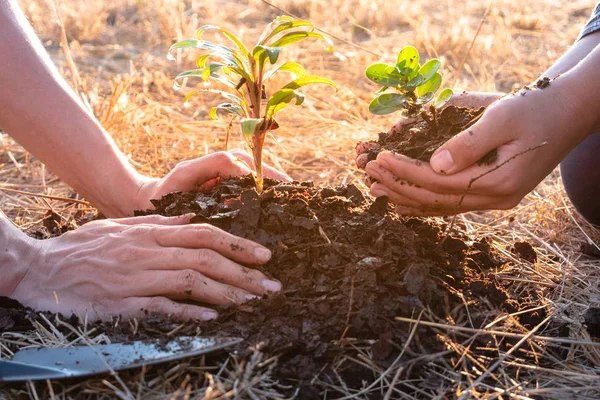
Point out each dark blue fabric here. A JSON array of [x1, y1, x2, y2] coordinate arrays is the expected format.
[[560, 131, 600, 225], [579, 3, 600, 40]]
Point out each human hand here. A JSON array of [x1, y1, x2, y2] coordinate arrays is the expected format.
[[355, 92, 504, 169], [134, 149, 292, 214], [10, 214, 282, 321], [363, 82, 594, 216]]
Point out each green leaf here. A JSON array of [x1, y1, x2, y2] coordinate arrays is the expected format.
[[259, 18, 314, 45], [208, 103, 245, 120], [252, 45, 281, 67], [173, 69, 238, 90], [195, 25, 250, 58], [263, 61, 307, 81], [418, 59, 441, 84], [433, 88, 453, 109], [396, 46, 420, 76], [265, 88, 305, 119], [269, 31, 333, 51], [281, 75, 336, 91], [365, 63, 405, 87], [415, 92, 434, 105], [240, 118, 264, 140], [368, 93, 409, 115], [402, 74, 425, 89], [196, 54, 211, 69], [416, 73, 442, 97], [168, 39, 249, 72], [185, 89, 246, 110]]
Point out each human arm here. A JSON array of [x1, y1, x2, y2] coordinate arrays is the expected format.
[[364, 40, 600, 215], [1, 211, 282, 321], [0, 0, 290, 218]]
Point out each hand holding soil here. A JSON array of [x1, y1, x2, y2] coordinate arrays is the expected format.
[[134, 149, 292, 212], [7, 214, 281, 321], [355, 91, 504, 170], [362, 72, 599, 215]]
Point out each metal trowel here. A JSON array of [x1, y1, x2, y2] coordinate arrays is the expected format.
[[0, 336, 241, 382]]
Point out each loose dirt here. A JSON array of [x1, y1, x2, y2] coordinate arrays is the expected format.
[[0, 177, 546, 397]]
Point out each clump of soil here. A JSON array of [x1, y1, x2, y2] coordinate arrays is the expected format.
[[361, 105, 498, 168], [1, 178, 545, 396]]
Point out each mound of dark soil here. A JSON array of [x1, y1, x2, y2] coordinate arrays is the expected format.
[[1, 177, 544, 397]]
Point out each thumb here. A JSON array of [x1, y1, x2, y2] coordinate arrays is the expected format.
[[429, 121, 507, 175]]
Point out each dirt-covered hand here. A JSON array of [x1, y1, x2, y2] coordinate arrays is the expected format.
[[134, 149, 292, 213], [10, 214, 281, 321], [355, 92, 503, 170], [364, 81, 595, 216]]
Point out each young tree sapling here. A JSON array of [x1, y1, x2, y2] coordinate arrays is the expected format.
[[366, 46, 453, 127], [169, 15, 336, 192]]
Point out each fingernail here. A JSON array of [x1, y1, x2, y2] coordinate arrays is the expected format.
[[254, 247, 272, 262], [263, 279, 282, 292], [201, 311, 218, 321], [245, 294, 260, 302], [430, 150, 454, 174], [371, 188, 389, 198]]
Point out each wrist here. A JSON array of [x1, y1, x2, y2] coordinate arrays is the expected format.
[[0, 212, 37, 297]]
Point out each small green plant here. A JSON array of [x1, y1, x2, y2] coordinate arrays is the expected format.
[[365, 46, 453, 123], [169, 16, 336, 192]]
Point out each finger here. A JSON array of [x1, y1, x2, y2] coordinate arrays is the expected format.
[[152, 224, 273, 265], [428, 109, 514, 175], [163, 152, 253, 193], [156, 248, 280, 295], [372, 151, 511, 195], [114, 214, 195, 226], [119, 296, 218, 321], [370, 181, 504, 214], [152, 270, 258, 305], [228, 148, 293, 182], [356, 153, 371, 169], [388, 117, 417, 135], [369, 170, 500, 210], [355, 141, 380, 155]]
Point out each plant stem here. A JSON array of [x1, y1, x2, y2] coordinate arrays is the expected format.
[[252, 133, 265, 192]]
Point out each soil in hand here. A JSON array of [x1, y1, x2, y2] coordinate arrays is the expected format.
[[362, 105, 499, 167]]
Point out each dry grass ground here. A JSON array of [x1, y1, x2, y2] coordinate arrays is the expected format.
[[1, 0, 600, 398]]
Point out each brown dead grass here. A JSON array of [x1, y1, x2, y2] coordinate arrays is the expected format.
[[1, 0, 600, 398]]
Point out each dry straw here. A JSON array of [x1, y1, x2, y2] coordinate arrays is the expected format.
[[1, 0, 599, 398]]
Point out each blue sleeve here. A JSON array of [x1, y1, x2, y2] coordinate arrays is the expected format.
[[579, 3, 600, 40]]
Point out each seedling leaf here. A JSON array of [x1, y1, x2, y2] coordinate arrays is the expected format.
[[265, 89, 305, 119], [269, 31, 333, 51], [253, 45, 281, 66], [416, 73, 441, 97], [418, 59, 441, 83], [282, 75, 336, 91], [196, 25, 250, 57], [365, 63, 405, 87], [415, 92, 434, 105], [263, 62, 306, 81], [433, 88, 453, 109], [396, 46, 420, 76], [368, 93, 409, 115], [240, 118, 264, 140], [209, 103, 245, 120]]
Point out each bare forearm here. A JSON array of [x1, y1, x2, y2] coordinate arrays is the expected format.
[[0, 0, 147, 217]]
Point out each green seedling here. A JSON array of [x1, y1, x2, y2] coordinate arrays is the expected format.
[[169, 15, 336, 192], [366, 46, 453, 125]]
